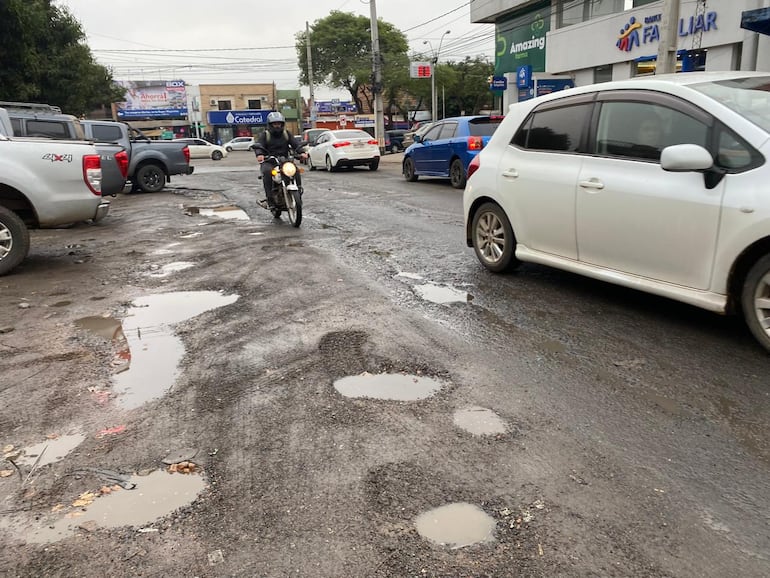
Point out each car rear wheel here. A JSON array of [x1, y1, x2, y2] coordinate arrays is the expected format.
[[741, 254, 770, 352], [325, 156, 336, 172], [135, 163, 165, 193], [403, 158, 418, 182], [309, 156, 317, 171], [0, 206, 30, 276], [369, 158, 379, 171], [450, 159, 467, 189], [471, 202, 519, 273], [212, 150, 223, 161]]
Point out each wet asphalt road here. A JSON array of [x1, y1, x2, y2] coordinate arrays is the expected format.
[[175, 151, 770, 575]]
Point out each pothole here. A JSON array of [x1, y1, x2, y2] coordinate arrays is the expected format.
[[19, 470, 207, 544], [333, 372, 444, 401], [415, 502, 496, 549], [187, 205, 250, 221], [414, 283, 469, 305], [113, 291, 239, 409], [147, 261, 196, 278], [453, 406, 508, 436], [17, 433, 86, 467]]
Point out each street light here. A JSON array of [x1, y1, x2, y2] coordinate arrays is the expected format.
[[423, 30, 450, 123]]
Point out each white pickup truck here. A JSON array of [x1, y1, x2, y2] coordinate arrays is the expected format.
[[0, 107, 110, 275]]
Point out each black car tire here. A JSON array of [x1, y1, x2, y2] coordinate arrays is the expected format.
[[309, 156, 317, 171], [226, 146, 233, 152], [741, 253, 770, 353], [326, 156, 336, 172], [403, 157, 418, 182], [471, 202, 520, 273], [450, 158, 467, 189], [212, 150, 223, 161], [369, 158, 379, 171], [0, 205, 30, 276], [135, 164, 165, 193]]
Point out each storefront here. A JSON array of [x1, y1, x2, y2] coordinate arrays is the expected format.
[[206, 109, 273, 145]]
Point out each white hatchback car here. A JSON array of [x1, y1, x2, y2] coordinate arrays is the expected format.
[[223, 136, 255, 152], [308, 129, 380, 172], [175, 138, 228, 161], [464, 71, 770, 352]]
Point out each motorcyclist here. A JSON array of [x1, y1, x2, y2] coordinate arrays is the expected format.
[[253, 112, 307, 209]]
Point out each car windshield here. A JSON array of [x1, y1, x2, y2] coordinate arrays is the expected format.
[[690, 76, 770, 133], [468, 118, 503, 137]]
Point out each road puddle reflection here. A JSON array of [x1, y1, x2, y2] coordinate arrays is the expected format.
[[453, 406, 508, 436], [147, 261, 196, 277], [114, 291, 238, 409], [197, 206, 250, 221], [75, 316, 124, 341], [333, 372, 443, 401], [415, 503, 496, 549], [20, 470, 206, 544], [414, 283, 469, 305], [17, 433, 86, 467]]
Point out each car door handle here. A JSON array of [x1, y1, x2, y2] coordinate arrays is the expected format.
[[579, 179, 605, 190], [502, 169, 518, 178]]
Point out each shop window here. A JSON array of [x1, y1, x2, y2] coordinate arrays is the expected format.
[[247, 99, 262, 109], [558, 0, 625, 29], [217, 100, 232, 111], [594, 65, 613, 84]]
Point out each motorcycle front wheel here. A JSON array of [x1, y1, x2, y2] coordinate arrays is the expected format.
[[284, 186, 302, 228]]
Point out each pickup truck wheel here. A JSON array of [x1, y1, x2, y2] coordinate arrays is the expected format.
[[135, 164, 165, 193], [0, 206, 30, 276], [212, 150, 223, 161], [741, 254, 770, 353]]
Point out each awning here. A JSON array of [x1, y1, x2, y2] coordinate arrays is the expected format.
[[741, 7, 770, 36]]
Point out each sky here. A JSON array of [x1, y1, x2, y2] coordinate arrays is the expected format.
[[55, 0, 495, 100]]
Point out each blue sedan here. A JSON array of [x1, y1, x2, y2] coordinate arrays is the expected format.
[[402, 115, 503, 188]]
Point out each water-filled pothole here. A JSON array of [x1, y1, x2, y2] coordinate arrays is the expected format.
[[414, 284, 469, 305], [17, 433, 86, 467], [333, 372, 444, 401], [188, 206, 250, 221], [415, 502, 496, 549], [21, 470, 206, 544], [147, 261, 195, 277], [113, 291, 238, 409], [453, 407, 508, 436]]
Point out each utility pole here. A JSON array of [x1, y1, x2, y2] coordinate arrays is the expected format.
[[656, 0, 680, 74], [306, 21, 317, 128], [369, 0, 385, 153]]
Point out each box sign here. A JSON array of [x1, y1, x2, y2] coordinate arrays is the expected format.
[[207, 110, 272, 125], [116, 80, 188, 119], [410, 61, 432, 78]]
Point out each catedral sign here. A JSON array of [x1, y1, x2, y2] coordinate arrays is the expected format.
[[617, 10, 718, 52]]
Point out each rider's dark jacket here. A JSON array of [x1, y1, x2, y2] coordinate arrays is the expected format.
[[252, 129, 306, 160]]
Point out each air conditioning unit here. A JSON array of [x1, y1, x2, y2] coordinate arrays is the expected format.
[[209, 99, 217, 106]]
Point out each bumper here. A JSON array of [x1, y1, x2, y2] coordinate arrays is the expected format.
[[337, 157, 379, 167], [93, 200, 111, 222]]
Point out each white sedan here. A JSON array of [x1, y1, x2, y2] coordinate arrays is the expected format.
[[223, 136, 255, 151], [175, 138, 228, 161], [463, 71, 770, 352], [308, 129, 380, 172]]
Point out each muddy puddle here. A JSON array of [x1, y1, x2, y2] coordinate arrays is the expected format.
[[333, 372, 444, 401], [415, 502, 496, 549], [19, 470, 207, 544], [17, 433, 86, 468], [414, 283, 469, 305], [453, 407, 508, 436], [147, 261, 196, 277], [113, 291, 238, 408], [187, 206, 250, 221]]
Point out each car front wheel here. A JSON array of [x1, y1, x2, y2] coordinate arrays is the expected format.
[[403, 157, 418, 182], [471, 202, 519, 273], [212, 150, 223, 161], [741, 254, 770, 352]]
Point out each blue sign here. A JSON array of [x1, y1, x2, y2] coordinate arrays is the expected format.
[[516, 65, 532, 89], [118, 107, 187, 119], [535, 78, 574, 96], [207, 110, 272, 125], [491, 76, 508, 91]]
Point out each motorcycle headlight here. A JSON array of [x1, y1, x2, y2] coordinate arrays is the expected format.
[[282, 162, 297, 177]]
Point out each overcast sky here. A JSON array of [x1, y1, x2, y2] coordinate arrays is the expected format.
[[55, 0, 494, 100]]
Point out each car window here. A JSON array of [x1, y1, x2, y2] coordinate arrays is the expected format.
[[438, 122, 458, 140], [91, 124, 123, 142], [336, 130, 370, 139], [422, 125, 443, 142], [513, 104, 591, 152], [468, 118, 503, 137], [595, 101, 708, 162], [26, 119, 70, 139], [715, 126, 760, 171]]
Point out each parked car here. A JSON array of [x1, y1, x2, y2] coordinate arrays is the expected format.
[[223, 136, 255, 152], [464, 71, 770, 352], [174, 138, 227, 160], [308, 129, 380, 172], [403, 115, 503, 188], [384, 129, 407, 154], [401, 122, 434, 149]]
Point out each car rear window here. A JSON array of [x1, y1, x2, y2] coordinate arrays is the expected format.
[[336, 130, 371, 139], [468, 117, 503, 137]]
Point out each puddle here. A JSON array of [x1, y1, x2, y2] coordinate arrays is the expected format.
[[75, 315, 124, 341], [17, 433, 86, 467], [333, 372, 444, 401], [415, 503, 496, 549], [414, 283, 468, 305], [453, 407, 508, 436], [194, 206, 250, 221], [22, 470, 206, 544], [179, 232, 203, 239], [396, 272, 424, 280], [114, 291, 238, 409], [147, 261, 195, 277]]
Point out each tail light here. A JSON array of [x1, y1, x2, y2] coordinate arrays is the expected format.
[[82, 154, 102, 195], [182, 145, 191, 163], [332, 141, 351, 148], [467, 136, 483, 151], [115, 150, 129, 178], [367, 139, 379, 145], [467, 155, 480, 180]]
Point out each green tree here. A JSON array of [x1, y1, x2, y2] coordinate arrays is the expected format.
[[0, 0, 123, 115], [441, 57, 495, 117], [296, 11, 409, 114]]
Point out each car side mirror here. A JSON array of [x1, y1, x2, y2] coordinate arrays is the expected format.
[[660, 144, 713, 172]]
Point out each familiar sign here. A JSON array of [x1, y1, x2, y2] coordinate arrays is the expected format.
[[410, 61, 432, 78]]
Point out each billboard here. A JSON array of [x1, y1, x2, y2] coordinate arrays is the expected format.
[[116, 80, 188, 119], [495, 1, 550, 75]]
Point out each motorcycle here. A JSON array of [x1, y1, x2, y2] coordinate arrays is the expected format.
[[257, 155, 303, 227]]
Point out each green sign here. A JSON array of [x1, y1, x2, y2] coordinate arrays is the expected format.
[[495, 1, 550, 75]]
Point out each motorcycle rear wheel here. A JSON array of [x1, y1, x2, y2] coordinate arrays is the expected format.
[[284, 187, 302, 228]]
